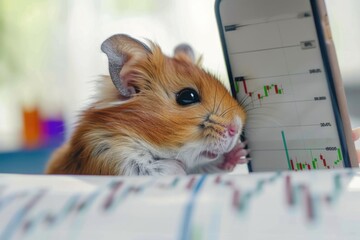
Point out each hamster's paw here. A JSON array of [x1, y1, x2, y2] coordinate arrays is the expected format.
[[218, 142, 250, 171]]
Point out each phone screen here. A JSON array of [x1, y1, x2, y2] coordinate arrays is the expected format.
[[216, 0, 350, 171]]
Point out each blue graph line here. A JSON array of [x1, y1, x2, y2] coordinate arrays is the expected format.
[[178, 175, 207, 240], [0, 189, 46, 240], [0, 192, 28, 213], [68, 183, 112, 240]]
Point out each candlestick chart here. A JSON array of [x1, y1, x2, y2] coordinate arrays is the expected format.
[[221, 0, 347, 171], [234, 76, 285, 106]]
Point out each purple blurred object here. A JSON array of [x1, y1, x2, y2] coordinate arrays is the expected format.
[[41, 118, 65, 146]]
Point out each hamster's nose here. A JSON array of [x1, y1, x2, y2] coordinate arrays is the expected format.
[[227, 123, 238, 137]]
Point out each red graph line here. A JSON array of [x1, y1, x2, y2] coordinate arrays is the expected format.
[[242, 80, 248, 94]]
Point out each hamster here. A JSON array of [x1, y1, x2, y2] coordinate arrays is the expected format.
[[45, 34, 249, 176]]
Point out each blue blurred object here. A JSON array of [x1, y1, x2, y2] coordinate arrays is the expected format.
[[0, 147, 56, 174]]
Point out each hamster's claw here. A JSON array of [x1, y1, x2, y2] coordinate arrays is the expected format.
[[218, 142, 251, 171]]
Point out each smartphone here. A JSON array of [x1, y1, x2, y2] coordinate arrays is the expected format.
[[215, 0, 358, 172]]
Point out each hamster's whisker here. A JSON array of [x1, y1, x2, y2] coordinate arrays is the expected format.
[[199, 100, 213, 114], [186, 116, 204, 120], [187, 117, 204, 123], [211, 84, 219, 113], [215, 90, 228, 115], [245, 104, 277, 115], [185, 113, 206, 121], [242, 99, 268, 111], [237, 94, 250, 106], [243, 106, 262, 114], [247, 114, 281, 127], [219, 104, 240, 118], [241, 99, 257, 111], [237, 93, 254, 107]]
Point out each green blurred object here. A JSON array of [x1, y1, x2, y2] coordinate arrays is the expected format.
[[0, 0, 59, 87], [104, 0, 157, 14]]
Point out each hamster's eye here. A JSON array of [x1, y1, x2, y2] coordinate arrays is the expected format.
[[176, 88, 200, 106]]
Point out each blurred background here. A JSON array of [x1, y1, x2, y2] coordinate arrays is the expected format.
[[0, 0, 359, 173]]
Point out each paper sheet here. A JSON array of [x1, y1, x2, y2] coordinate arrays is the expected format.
[[1, 170, 360, 240]]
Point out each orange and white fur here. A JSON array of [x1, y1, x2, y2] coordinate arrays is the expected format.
[[45, 34, 248, 176]]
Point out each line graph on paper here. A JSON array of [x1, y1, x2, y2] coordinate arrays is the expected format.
[[221, 0, 345, 171], [1, 171, 359, 240]]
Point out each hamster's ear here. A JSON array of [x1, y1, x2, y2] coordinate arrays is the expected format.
[[101, 34, 151, 97], [173, 43, 195, 63]]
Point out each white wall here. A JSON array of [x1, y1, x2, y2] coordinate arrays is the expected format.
[[0, 0, 359, 151]]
